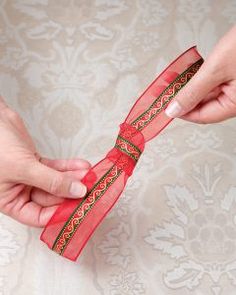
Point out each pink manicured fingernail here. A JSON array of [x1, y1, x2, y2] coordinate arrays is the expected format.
[[79, 169, 89, 179], [70, 182, 87, 198], [165, 101, 182, 118]]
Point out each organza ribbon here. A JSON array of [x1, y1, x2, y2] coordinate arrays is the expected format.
[[41, 47, 203, 261]]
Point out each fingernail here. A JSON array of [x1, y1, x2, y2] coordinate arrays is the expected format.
[[70, 182, 87, 198], [165, 101, 182, 118], [80, 169, 89, 178]]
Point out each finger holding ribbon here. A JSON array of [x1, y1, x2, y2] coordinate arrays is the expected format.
[[0, 97, 91, 227]]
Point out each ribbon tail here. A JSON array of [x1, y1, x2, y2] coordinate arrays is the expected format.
[[40, 156, 129, 261]]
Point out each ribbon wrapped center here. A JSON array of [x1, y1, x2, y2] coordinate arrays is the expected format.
[[106, 122, 145, 176]]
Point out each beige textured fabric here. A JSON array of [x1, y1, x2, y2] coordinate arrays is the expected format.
[[0, 1, 236, 294]]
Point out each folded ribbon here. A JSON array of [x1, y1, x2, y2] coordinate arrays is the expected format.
[[40, 46, 204, 261]]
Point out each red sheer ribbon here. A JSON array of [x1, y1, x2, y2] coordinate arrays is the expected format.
[[40, 47, 203, 261]]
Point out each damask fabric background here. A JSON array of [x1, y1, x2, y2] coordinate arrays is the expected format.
[[0, 0, 236, 294]]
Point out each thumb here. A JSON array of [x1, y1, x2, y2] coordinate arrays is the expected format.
[[20, 161, 87, 198], [165, 62, 223, 118]]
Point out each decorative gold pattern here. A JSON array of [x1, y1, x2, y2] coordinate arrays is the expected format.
[[52, 164, 122, 255], [131, 59, 203, 130], [115, 135, 142, 162], [52, 59, 203, 255], [2, 1, 234, 293]]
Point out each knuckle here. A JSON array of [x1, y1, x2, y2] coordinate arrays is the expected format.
[[60, 160, 67, 171], [49, 174, 64, 196], [207, 56, 219, 72], [206, 57, 226, 82], [15, 161, 34, 182], [177, 89, 197, 111]]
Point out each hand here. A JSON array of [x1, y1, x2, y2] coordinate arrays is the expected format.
[[165, 25, 236, 123], [0, 96, 91, 227]]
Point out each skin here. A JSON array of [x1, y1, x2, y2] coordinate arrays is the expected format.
[[165, 25, 236, 123], [0, 96, 91, 227], [1, 25, 235, 227]]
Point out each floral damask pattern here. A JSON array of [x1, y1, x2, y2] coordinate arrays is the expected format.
[[109, 271, 145, 295], [0, 1, 235, 295]]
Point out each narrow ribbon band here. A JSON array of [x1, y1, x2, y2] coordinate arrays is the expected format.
[[40, 47, 204, 261], [115, 135, 142, 162]]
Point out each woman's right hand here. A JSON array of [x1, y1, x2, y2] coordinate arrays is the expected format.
[[165, 25, 236, 124]]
